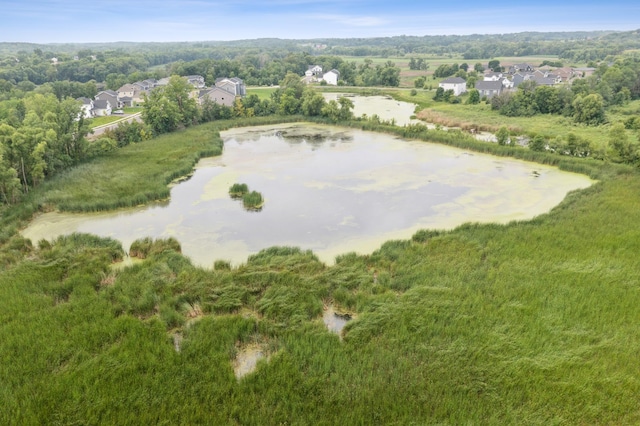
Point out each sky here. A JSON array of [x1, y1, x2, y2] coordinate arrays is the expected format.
[[1, 0, 639, 44]]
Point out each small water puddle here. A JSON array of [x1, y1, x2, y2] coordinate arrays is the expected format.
[[323, 305, 353, 338]]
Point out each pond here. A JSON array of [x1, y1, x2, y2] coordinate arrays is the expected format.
[[322, 93, 421, 126], [22, 123, 594, 267]]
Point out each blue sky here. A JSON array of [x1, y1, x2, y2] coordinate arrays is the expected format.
[[1, 0, 639, 43]]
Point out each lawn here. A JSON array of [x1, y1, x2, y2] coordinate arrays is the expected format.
[[247, 86, 278, 100]]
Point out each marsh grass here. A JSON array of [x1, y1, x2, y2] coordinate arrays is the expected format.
[[2, 115, 640, 423], [228, 182, 249, 198], [242, 190, 264, 210]]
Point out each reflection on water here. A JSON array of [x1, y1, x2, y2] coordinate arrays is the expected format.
[[22, 123, 594, 267], [323, 305, 352, 339], [322, 93, 421, 126]]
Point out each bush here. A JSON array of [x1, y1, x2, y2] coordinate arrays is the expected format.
[[130, 237, 182, 259], [242, 191, 264, 210], [229, 183, 249, 198]]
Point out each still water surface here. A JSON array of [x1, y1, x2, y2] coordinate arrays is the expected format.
[[22, 123, 593, 267]]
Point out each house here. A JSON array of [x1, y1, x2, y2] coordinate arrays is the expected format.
[[573, 67, 596, 78], [322, 69, 340, 86], [532, 75, 557, 86], [117, 84, 138, 99], [512, 72, 534, 88], [499, 77, 514, 89], [554, 67, 575, 82], [483, 72, 504, 81], [305, 65, 323, 78], [119, 96, 134, 108], [509, 63, 535, 74], [438, 77, 467, 96], [142, 79, 158, 89], [133, 81, 151, 92], [474, 80, 503, 99], [95, 90, 120, 110], [77, 97, 113, 118], [186, 75, 206, 89], [215, 77, 246, 97], [92, 100, 112, 117], [77, 97, 94, 119], [198, 87, 236, 107], [117, 83, 145, 106]]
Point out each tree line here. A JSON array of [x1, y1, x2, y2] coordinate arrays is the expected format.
[[0, 48, 402, 91]]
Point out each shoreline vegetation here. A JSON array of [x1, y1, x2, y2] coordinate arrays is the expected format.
[[2, 113, 640, 422]]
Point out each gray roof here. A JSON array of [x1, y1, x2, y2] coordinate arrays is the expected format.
[[93, 99, 110, 109], [200, 86, 235, 97], [118, 84, 138, 92], [97, 90, 117, 97], [475, 81, 503, 91], [215, 77, 243, 84], [76, 97, 92, 105], [532, 76, 556, 86], [440, 77, 466, 84]]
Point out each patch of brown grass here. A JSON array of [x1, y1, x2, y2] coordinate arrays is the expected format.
[[416, 109, 523, 133]]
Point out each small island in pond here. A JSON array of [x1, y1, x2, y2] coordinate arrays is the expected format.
[[229, 183, 264, 211], [228, 183, 249, 198]]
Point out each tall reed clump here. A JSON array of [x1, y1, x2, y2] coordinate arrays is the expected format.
[[242, 191, 264, 211], [228, 182, 264, 210], [228, 183, 249, 199], [129, 237, 182, 259]]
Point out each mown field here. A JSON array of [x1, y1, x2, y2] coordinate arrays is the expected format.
[[1, 115, 639, 424]]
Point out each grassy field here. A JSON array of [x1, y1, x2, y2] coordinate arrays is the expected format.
[[1, 114, 640, 424], [390, 89, 640, 147], [247, 86, 278, 100]]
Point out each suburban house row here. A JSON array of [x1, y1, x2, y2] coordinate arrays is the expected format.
[[439, 64, 595, 99], [77, 75, 246, 118]]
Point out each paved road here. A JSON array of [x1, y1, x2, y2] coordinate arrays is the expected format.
[[89, 112, 143, 139]]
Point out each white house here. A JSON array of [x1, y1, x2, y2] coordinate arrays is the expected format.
[[483, 72, 504, 81], [92, 100, 112, 117], [77, 97, 94, 119], [439, 77, 467, 96], [323, 69, 340, 86], [186, 75, 206, 89], [305, 65, 323, 78]]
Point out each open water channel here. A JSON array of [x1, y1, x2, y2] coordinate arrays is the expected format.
[[22, 95, 594, 267]]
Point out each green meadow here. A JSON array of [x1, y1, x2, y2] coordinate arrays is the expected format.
[[1, 115, 640, 424]]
